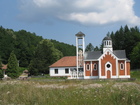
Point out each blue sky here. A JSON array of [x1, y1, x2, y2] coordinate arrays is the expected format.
[[0, 0, 140, 47]]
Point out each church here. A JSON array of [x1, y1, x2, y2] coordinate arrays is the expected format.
[[49, 32, 130, 79]]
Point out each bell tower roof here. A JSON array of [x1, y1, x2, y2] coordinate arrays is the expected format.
[[75, 31, 85, 37], [103, 36, 112, 40]]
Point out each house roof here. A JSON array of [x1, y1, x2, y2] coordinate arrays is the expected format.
[[84, 50, 127, 60], [2, 64, 7, 70], [49, 56, 76, 67]]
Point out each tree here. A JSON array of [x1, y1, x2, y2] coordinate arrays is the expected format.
[[14, 30, 43, 67], [85, 43, 94, 52], [94, 46, 100, 51], [0, 56, 2, 69], [0, 27, 14, 64], [0, 56, 3, 78], [130, 42, 140, 69], [29, 39, 63, 75], [50, 39, 76, 56], [6, 51, 19, 78]]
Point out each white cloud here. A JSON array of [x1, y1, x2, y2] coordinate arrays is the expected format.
[[19, 0, 140, 26], [33, 0, 60, 8]]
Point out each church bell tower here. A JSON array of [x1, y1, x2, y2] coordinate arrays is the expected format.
[[75, 31, 85, 78], [103, 36, 113, 53]]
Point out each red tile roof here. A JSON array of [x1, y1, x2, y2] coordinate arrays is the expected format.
[[50, 56, 76, 67], [2, 64, 7, 70]]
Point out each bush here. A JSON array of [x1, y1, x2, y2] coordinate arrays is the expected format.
[[0, 70, 3, 78]]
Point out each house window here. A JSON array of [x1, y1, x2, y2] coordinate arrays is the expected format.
[[93, 63, 97, 70], [65, 68, 69, 74], [86, 64, 90, 71], [54, 69, 58, 74], [120, 63, 124, 70]]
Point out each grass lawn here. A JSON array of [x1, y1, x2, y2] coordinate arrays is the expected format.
[[0, 71, 140, 105]]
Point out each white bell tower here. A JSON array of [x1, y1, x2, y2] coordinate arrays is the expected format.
[[75, 31, 85, 78], [103, 36, 113, 53]]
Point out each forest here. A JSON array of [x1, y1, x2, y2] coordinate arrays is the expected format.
[[0, 25, 140, 77], [0, 26, 76, 76]]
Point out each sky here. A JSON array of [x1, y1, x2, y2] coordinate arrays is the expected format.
[[0, 0, 140, 47]]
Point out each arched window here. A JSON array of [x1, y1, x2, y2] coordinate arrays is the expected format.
[[120, 63, 124, 70], [86, 64, 90, 71], [93, 63, 97, 70], [104, 41, 106, 46], [109, 41, 111, 45]]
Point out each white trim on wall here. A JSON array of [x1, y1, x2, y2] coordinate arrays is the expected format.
[[98, 59, 101, 78], [84, 76, 99, 79], [90, 61, 92, 76], [119, 75, 130, 78]]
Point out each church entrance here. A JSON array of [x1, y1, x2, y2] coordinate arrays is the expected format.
[[105, 62, 112, 79], [107, 70, 111, 78]]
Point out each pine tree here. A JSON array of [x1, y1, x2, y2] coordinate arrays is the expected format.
[[0, 56, 2, 69], [7, 51, 19, 78], [0, 56, 3, 78], [85, 43, 94, 52]]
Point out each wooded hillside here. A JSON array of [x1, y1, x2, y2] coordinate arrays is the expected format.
[[0, 26, 76, 70]]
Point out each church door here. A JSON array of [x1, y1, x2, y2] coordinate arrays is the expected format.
[[105, 62, 112, 79], [107, 70, 111, 79]]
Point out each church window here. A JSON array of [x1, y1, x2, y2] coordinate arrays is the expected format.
[[109, 41, 111, 45], [93, 63, 97, 70], [104, 41, 106, 46], [106, 64, 111, 68], [86, 64, 90, 71], [120, 63, 124, 70]]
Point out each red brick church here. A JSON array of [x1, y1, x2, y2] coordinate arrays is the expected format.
[[50, 32, 130, 79]]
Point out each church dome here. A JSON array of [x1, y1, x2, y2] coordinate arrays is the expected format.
[[103, 36, 112, 40]]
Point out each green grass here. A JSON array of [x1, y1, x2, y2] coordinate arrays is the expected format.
[[0, 80, 140, 105], [131, 70, 140, 80], [0, 71, 140, 105]]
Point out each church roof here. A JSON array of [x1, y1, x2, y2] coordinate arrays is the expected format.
[[113, 50, 126, 59], [84, 50, 127, 60], [49, 56, 76, 67], [84, 51, 102, 60]]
